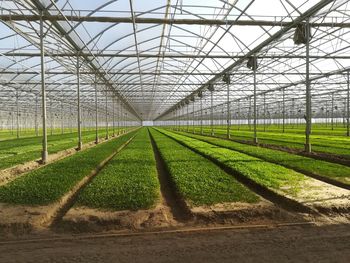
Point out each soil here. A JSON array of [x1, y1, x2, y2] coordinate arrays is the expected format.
[[0, 223, 349, 263]]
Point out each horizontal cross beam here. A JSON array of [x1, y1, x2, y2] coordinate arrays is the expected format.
[[0, 14, 348, 28]]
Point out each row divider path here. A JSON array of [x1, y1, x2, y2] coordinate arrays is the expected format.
[[175, 131, 350, 190], [148, 129, 193, 223], [0, 128, 140, 187], [39, 134, 137, 228]]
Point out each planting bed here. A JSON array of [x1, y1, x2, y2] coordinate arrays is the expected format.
[[148, 128, 286, 222], [0, 128, 120, 171], [63, 128, 172, 230], [185, 126, 350, 159], [174, 131, 350, 188], [75, 128, 160, 210], [0, 130, 136, 228], [158, 129, 350, 215]]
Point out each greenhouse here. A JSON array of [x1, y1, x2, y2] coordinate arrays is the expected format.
[[0, 0, 349, 262]]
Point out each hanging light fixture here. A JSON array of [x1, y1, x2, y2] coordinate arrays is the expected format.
[[222, 73, 231, 84], [293, 23, 311, 45], [207, 83, 215, 92], [247, 56, 258, 70]]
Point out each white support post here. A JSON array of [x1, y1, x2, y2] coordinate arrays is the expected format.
[[40, 15, 48, 163]]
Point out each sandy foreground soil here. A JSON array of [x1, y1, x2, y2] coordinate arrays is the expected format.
[[0, 223, 349, 263]]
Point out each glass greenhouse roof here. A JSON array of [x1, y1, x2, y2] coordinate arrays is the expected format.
[[0, 0, 350, 121]]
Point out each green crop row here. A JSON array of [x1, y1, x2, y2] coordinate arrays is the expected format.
[[76, 128, 160, 210], [157, 129, 307, 197], [0, 128, 127, 170], [0, 131, 137, 206], [150, 129, 259, 206], [175, 126, 350, 158], [175, 131, 350, 186]]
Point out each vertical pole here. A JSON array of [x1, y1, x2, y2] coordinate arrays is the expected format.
[[35, 97, 38, 136], [117, 98, 120, 135], [331, 92, 334, 131], [347, 71, 350, 136], [69, 104, 73, 133], [112, 97, 115, 137], [40, 16, 48, 163], [227, 83, 230, 139], [211, 90, 214, 136], [253, 63, 258, 144], [11, 112, 14, 135], [282, 89, 285, 133], [61, 100, 64, 134], [186, 103, 189, 132], [105, 90, 109, 139], [200, 96, 203, 135], [263, 93, 266, 132], [305, 20, 312, 153], [192, 101, 195, 133], [50, 100, 53, 136], [121, 105, 124, 133], [16, 90, 19, 139], [77, 57, 82, 150], [248, 97, 252, 131], [94, 75, 99, 144]]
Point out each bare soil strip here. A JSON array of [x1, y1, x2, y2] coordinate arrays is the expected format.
[[0, 128, 139, 187]]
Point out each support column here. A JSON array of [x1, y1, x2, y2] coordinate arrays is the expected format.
[[112, 97, 115, 137], [77, 57, 82, 150], [282, 89, 285, 133], [94, 75, 99, 144], [263, 93, 266, 132], [50, 100, 53, 136], [305, 20, 312, 152], [40, 16, 48, 163], [16, 90, 19, 139], [331, 92, 334, 131], [253, 64, 258, 144], [105, 90, 109, 139], [227, 83, 231, 139], [347, 71, 350, 136], [210, 90, 214, 136], [61, 100, 64, 134], [192, 100, 195, 133], [35, 97, 38, 136], [200, 96, 203, 135], [186, 102, 189, 132], [248, 97, 252, 131], [117, 98, 120, 135]]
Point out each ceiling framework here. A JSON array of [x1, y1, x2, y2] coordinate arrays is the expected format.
[[0, 0, 349, 123]]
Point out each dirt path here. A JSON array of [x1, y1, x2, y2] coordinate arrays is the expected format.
[[0, 224, 349, 262], [149, 131, 192, 222]]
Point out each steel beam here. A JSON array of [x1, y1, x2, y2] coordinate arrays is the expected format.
[[0, 14, 348, 28]]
